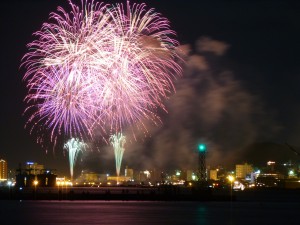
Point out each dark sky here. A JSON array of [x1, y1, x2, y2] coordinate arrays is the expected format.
[[1, 0, 300, 177]]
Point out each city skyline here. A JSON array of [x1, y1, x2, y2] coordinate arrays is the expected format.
[[2, 152, 299, 181], [1, 0, 300, 176]]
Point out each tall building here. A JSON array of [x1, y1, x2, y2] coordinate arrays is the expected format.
[[236, 163, 253, 179], [0, 159, 8, 180]]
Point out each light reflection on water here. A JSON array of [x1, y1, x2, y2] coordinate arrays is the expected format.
[[1, 200, 300, 225]]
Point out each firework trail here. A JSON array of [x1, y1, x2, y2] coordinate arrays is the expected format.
[[109, 133, 126, 176], [64, 138, 86, 180], [21, 0, 182, 145]]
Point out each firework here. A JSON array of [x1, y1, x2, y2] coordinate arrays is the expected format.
[[22, 0, 182, 144], [98, 1, 182, 134], [64, 138, 86, 180], [109, 133, 126, 176], [21, 0, 114, 142]]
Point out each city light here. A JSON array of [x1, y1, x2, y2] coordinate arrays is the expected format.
[[228, 175, 235, 183], [191, 174, 197, 180]]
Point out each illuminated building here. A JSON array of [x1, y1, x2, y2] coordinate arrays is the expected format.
[[256, 173, 284, 187], [56, 177, 73, 186], [125, 166, 133, 179], [0, 159, 8, 181], [25, 162, 45, 175], [209, 169, 218, 181], [235, 163, 253, 179], [138, 170, 151, 183], [134, 169, 165, 184], [82, 172, 98, 182], [107, 176, 131, 185], [16, 162, 56, 187], [16, 170, 57, 188], [37, 171, 57, 187], [77, 171, 100, 184]]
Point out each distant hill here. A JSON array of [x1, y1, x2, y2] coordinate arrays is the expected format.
[[241, 142, 300, 167]]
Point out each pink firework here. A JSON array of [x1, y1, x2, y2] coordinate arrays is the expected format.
[[22, 0, 113, 142], [95, 1, 182, 134], [21, 0, 182, 143]]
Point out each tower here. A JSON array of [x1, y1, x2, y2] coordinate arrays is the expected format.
[[198, 144, 207, 181]]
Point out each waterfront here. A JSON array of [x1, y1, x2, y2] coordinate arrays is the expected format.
[[1, 200, 300, 225], [2, 185, 300, 201], [1, 187, 300, 225]]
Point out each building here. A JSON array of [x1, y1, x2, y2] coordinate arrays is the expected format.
[[209, 169, 218, 181], [256, 173, 284, 187], [0, 159, 8, 181], [236, 163, 253, 179], [107, 176, 131, 185], [124, 167, 133, 179], [25, 162, 45, 175], [16, 170, 57, 188], [137, 170, 151, 183], [76, 170, 101, 184], [16, 173, 35, 187], [16, 162, 56, 187], [186, 170, 194, 181], [37, 171, 57, 187]]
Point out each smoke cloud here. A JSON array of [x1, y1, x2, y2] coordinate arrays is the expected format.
[[125, 37, 280, 171], [84, 37, 280, 174], [196, 37, 230, 56]]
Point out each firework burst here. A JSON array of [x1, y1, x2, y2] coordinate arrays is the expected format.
[[22, 0, 114, 142], [22, 0, 182, 144]]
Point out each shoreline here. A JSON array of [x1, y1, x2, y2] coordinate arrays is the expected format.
[[1, 186, 300, 202]]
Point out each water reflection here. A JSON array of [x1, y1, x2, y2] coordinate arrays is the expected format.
[[1, 201, 300, 225]]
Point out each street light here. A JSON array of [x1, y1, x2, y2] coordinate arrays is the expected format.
[[33, 180, 38, 200], [7, 181, 12, 199], [227, 175, 235, 224], [227, 175, 235, 201], [228, 175, 234, 183]]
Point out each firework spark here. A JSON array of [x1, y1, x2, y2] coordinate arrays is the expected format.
[[110, 133, 126, 176], [22, 0, 182, 144], [64, 138, 86, 180]]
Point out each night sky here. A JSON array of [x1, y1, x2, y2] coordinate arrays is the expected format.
[[1, 0, 300, 176]]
